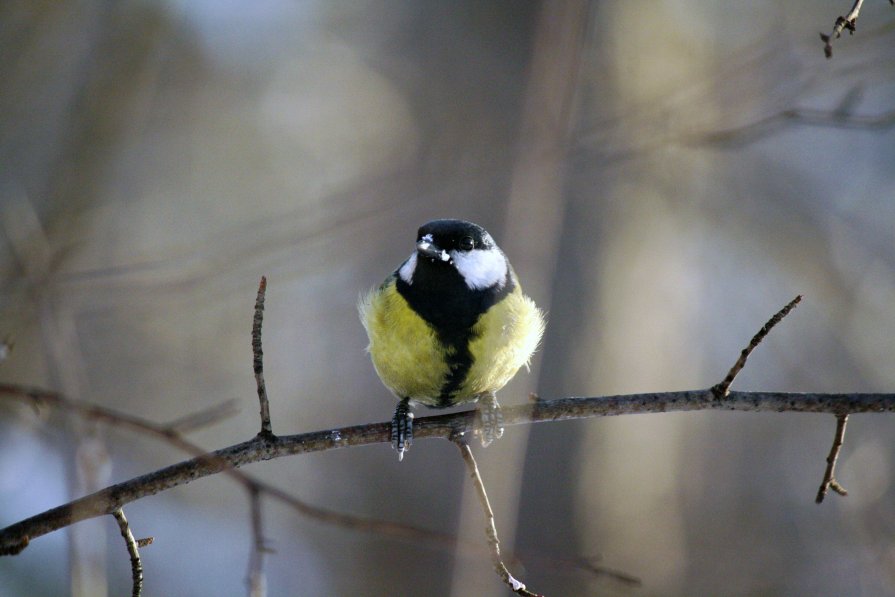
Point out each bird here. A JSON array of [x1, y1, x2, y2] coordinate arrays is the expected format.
[[359, 219, 545, 460]]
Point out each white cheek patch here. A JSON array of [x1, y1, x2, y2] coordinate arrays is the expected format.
[[398, 252, 417, 284], [451, 248, 508, 290]]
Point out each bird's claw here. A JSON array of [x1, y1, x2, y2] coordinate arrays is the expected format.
[[391, 399, 413, 461], [477, 393, 504, 447]]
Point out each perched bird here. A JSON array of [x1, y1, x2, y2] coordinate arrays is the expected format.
[[359, 219, 545, 460]]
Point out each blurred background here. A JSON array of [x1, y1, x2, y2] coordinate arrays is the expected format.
[[1, 1, 895, 595]]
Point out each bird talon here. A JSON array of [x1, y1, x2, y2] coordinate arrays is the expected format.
[[391, 399, 413, 461], [477, 393, 504, 447]]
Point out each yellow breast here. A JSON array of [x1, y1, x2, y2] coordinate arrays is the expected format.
[[359, 278, 545, 407], [459, 290, 544, 400], [359, 280, 450, 402]]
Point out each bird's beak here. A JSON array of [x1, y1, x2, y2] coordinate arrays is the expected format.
[[417, 239, 451, 263]]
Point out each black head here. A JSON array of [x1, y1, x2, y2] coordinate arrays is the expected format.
[[415, 219, 496, 256]]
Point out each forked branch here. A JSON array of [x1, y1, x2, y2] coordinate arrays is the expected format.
[[816, 414, 850, 503], [455, 439, 540, 596], [112, 508, 148, 597], [820, 0, 894, 58]]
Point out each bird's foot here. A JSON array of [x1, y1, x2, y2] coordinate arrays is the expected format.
[[477, 393, 504, 447], [391, 398, 414, 461]]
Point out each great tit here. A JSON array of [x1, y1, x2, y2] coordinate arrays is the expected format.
[[359, 219, 545, 460]]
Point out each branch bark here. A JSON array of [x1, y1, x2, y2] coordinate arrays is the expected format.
[[0, 382, 633, 582], [820, 0, 865, 58], [111, 508, 144, 597], [816, 413, 850, 503], [1, 388, 892, 555], [455, 439, 540, 596]]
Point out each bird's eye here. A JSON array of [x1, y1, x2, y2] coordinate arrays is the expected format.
[[459, 236, 475, 251]]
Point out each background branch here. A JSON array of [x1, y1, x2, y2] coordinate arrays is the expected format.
[[247, 488, 268, 597]]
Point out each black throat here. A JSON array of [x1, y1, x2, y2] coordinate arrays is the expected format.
[[396, 255, 514, 406]]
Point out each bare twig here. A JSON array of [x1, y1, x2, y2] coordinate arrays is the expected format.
[[2, 389, 895, 554], [112, 508, 144, 597], [820, 0, 865, 58], [816, 414, 850, 503], [247, 487, 269, 597], [0, 384, 452, 550], [454, 439, 540, 597], [712, 295, 802, 398], [2, 382, 620, 582], [253, 276, 272, 438], [0, 382, 630, 583]]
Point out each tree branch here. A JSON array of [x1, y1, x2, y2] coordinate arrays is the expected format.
[[713, 295, 801, 397], [112, 508, 145, 597], [455, 439, 540, 596], [2, 389, 893, 555], [253, 276, 272, 438], [820, 0, 865, 58], [816, 413, 850, 503], [0, 383, 632, 583], [820, 0, 895, 58], [0, 282, 891, 597]]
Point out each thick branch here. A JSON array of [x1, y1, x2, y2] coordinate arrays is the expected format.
[[1, 389, 892, 554]]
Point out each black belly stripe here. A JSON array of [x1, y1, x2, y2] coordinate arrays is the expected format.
[[395, 259, 515, 407], [435, 329, 478, 407]]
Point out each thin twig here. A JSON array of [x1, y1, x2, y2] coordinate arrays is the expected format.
[[247, 487, 268, 597], [454, 439, 541, 597], [253, 276, 272, 438], [112, 508, 144, 597], [712, 295, 801, 398], [816, 413, 850, 503], [819, 0, 866, 58]]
